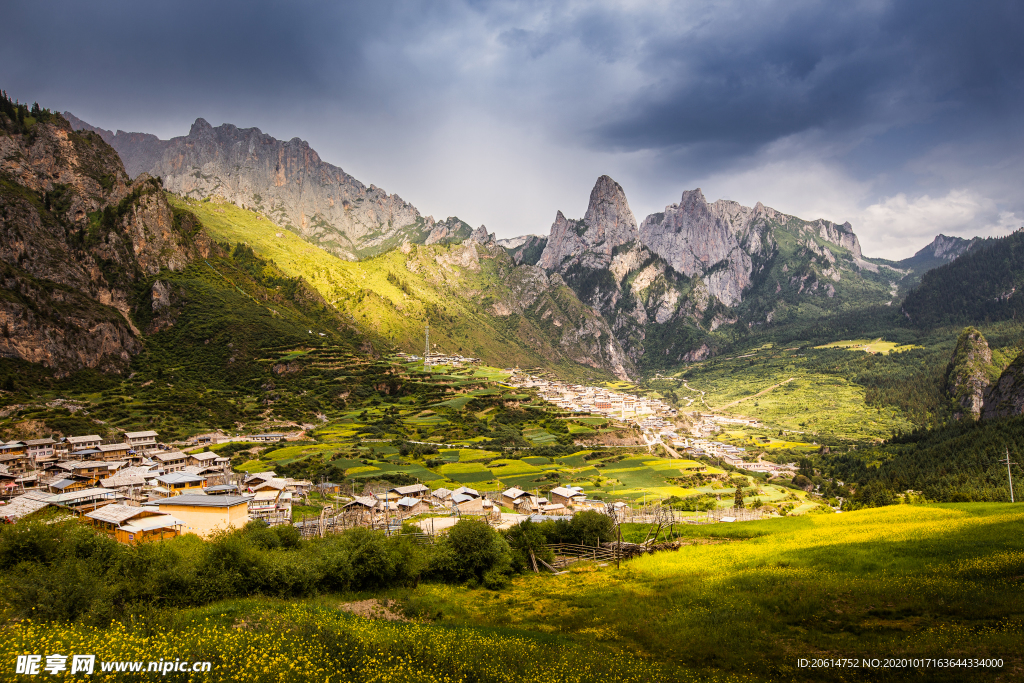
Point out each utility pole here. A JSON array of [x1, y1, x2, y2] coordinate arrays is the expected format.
[[424, 322, 430, 371], [1002, 448, 1017, 503]]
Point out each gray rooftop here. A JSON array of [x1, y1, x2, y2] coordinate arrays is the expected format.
[[149, 494, 250, 508], [84, 503, 148, 524]]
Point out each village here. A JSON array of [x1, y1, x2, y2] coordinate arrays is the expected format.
[[1, 427, 751, 545], [506, 372, 800, 478]]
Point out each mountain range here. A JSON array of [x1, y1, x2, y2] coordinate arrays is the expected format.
[[2, 99, 1017, 388], [63, 112, 989, 369]]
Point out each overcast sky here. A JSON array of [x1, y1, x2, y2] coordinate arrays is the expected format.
[[3, 0, 1023, 259]]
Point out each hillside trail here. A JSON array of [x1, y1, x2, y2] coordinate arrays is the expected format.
[[711, 377, 795, 411], [682, 380, 707, 408]]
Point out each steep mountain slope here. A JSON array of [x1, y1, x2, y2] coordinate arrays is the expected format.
[[901, 229, 1024, 328], [65, 113, 475, 261], [0, 101, 213, 375], [1, 96, 373, 387], [170, 196, 632, 379]]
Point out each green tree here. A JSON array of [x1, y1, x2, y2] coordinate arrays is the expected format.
[[429, 519, 512, 588], [734, 486, 745, 509], [504, 519, 553, 572]]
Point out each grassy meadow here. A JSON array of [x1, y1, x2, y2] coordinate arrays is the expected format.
[[5, 504, 1018, 682], [166, 195, 620, 381], [404, 503, 1024, 681]]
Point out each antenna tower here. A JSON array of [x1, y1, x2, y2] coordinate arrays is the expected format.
[[424, 322, 430, 369]]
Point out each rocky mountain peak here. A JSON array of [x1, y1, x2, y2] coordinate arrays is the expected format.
[[582, 175, 638, 253], [189, 118, 213, 135], [679, 188, 708, 210], [922, 234, 976, 261], [537, 176, 637, 272]]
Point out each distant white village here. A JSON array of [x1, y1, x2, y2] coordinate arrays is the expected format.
[[509, 372, 798, 477]]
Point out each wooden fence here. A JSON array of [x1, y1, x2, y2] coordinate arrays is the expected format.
[[543, 542, 620, 568]]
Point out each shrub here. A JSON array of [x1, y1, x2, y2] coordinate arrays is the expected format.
[[429, 519, 512, 586]]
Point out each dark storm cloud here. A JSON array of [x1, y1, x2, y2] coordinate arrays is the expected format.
[[0, 0, 406, 129], [1, 0, 1022, 256], [594, 0, 1024, 156]]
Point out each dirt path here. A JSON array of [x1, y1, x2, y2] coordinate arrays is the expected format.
[[683, 380, 707, 409], [711, 377, 795, 411]]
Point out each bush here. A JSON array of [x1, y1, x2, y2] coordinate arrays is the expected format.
[[429, 519, 512, 587]]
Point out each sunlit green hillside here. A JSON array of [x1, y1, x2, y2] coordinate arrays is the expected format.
[[169, 195, 620, 380]]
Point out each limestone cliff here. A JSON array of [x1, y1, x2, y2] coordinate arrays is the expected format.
[[538, 175, 638, 271], [945, 327, 995, 420], [1, 105, 211, 375]]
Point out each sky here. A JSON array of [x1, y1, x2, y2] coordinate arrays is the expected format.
[[3, 0, 1023, 259]]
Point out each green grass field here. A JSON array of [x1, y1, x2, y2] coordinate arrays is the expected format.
[[415, 503, 1024, 682]]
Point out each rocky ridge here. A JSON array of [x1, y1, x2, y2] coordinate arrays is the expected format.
[[982, 351, 1024, 421], [531, 175, 905, 367], [65, 114, 481, 261]]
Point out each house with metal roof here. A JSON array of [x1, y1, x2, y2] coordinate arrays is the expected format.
[[431, 487, 453, 503], [0, 492, 53, 522], [66, 435, 102, 451], [143, 494, 250, 538], [56, 460, 125, 480], [395, 496, 428, 515], [205, 484, 240, 494], [248, 433, 284, 442], [95, 442, 138, 463], [83, 503, 183, 544], [452, 492, 485, 515], [244, 471, 277, 484], [152, 450, 188, 472], [0, 442, 30, 474], [47, 478, 88, 494], [502, 487, 531, 508], [46, 487, 119, 512], [155, 472, 206, 495], [390, 483, 430, 498], [549, 486, 587, 507], [24, 438, 56, 460], [123, 430, 159, 449], [452, 486, 480, 499]]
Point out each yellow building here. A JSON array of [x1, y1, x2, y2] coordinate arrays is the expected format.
[[145, 494, 250, 538]]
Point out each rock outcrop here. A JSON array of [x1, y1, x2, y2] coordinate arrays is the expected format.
[[945, 327, 995, 420], [1, 109, 211, 375], [982, 351, 1024, 421], [538, 175, 638, 271], [498, 234, 547, 266]]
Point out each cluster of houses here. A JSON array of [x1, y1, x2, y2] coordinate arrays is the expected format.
[[339, 482, 609, 527], [1, 426, 629, 545], [0, 430, 320, 542], [675, 438, 798, 475], [509, 373, 678, 424], [396, 352, 482, 367]]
